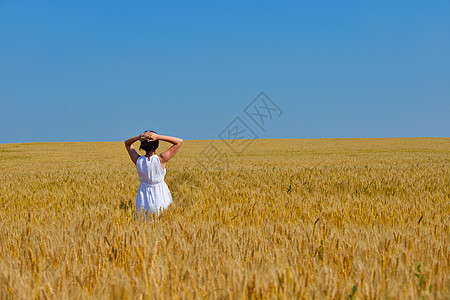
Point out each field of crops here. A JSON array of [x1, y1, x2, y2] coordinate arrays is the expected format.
[[0, 138, 448, 299]]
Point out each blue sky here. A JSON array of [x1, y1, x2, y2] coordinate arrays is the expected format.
[[0, 0, 449, 143]]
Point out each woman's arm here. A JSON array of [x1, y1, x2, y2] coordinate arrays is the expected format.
[[124, 133, 145, 165], [155, 134, 183, 168]]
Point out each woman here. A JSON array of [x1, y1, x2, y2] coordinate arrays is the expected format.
[[124, 131, 183, 219]]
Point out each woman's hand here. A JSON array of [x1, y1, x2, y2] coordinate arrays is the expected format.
[[138, 133, 148, 141], [148, 132, 159, 141], [140, 131, 159, 141]]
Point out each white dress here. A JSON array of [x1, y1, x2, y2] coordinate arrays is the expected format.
[[135, 155, 172, 218]]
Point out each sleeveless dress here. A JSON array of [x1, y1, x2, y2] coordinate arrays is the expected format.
[[135, 155, 173, 218]]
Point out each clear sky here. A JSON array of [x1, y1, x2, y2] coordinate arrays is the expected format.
[[1, 0, 449, 143]]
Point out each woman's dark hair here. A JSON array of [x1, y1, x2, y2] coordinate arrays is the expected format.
[[139, 130, 159, 154]]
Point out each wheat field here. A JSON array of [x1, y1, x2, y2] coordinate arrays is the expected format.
[[0, 138, 448, 299]]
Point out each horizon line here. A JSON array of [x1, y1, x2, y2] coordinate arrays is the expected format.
[[1, 136, 449, 145]]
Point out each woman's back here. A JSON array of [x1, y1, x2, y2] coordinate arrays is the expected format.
[[136, 155, 165, 185]]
